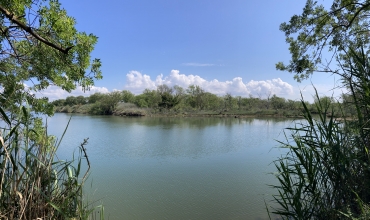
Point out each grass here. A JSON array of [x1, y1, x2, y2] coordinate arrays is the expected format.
[[269, 47, 370, 219], [0, 105, 103, 219], [269, 92, 368, 219]]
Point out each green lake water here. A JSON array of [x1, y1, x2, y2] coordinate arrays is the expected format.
[[47, 113, 295, 220]]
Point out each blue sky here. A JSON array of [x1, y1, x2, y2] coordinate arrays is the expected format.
[[41, 0, 345, 102]]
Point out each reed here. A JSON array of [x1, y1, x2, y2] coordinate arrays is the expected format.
[[0, 104, 103, 219], [270, 47, 370, 219]]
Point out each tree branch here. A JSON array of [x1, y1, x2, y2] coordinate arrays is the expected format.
[[0, 5, 73, 54]]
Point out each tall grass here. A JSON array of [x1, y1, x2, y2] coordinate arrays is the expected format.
[[269, 47, 370, 219], [0, 104, 103, 219]]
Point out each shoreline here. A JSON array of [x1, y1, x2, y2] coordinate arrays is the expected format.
[[54, 110, 355, 120], [54, 110, 306, 119]]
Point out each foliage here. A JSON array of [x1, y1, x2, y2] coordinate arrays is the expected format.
[[134, 89, 161, 109], [0, 0, 103, 218], [63, 96, 88, 106], [89, 91, 122, 115], [271, 0, 370, 218], [122, 90, 135, 103], [0, 0, 101, 116], [270, 95, 286, 110], [186, 85, 206, 110], [51, 85, 355, 118], [0, 107, 102, 219], [88, 93, 105, 104], [276, 0, 370, 82], [270, 92, 368, 219], [271, 75, 370, 219], [223, 93, 236, 111], [156, 84, 180, 110], [51, 98, 66, 107]]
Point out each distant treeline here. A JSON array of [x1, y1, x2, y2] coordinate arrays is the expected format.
[[51, 85, 356, 117]]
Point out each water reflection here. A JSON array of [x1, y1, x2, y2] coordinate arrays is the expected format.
[[47, 114, 294, 161], [47, 113, 294, 220]]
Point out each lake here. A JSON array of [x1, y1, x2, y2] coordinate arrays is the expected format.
[[47, 113, 295, 220]]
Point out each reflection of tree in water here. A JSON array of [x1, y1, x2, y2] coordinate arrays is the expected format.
[[124, 117, 233, 129], [123, 116, 290, 130], [59, 115, 293, 160], [99, 117, 292, 159]]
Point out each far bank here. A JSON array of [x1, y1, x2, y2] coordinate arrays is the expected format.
[[51, 89, 355, 119]]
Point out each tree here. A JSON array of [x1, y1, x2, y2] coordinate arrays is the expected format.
[[51, 98, 65, 106], [286, 99, 300, 111], [270, 94, 286, 110], [186, 85, 206, 109], [314, 95, 333, 109], [157, 85, 179, 110], [236, 96, 242, 110], [65, 96, 77, 106], [276, 0, 370, 82], [89, 92, 122, 115], [341, 93, 356, 116], [142, 88, 161, 108], [174, 85, 185, 97], [88, 92, 105, 104], [203, 92, 223, 111], [122, 90, 135, 103], [157, 84, 173, 95], [76, 95, 87, 105], [0, 1, 102, 218], [223, 93, 234, 111], [134, 94, 149, 108], [0, 0, 101, 116]]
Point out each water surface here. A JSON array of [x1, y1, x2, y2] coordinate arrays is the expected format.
[[47, 114, 294, 220]]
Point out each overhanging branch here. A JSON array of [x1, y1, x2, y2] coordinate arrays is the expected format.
[[0, 5, 73, 54]]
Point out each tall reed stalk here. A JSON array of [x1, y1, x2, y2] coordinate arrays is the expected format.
[[0, 103, 103, 219], [270, 47, 370, 219]]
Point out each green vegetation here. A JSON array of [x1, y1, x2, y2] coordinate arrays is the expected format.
[[0, 0, 102, 219], [51, 86, 356, 118], [270, 1, 370, 219], [0, 112, 103, 219]]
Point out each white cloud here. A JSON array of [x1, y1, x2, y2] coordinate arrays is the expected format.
[[124, 69, 294, 98], [34, 85, 109, 101], [125, 71, 156, 93], [29, 70, 344, 103], [246, 78, 294, 97]]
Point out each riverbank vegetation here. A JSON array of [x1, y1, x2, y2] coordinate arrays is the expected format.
[[0, 1, 103, 219], [51, 86, 357, 118], [269, 1, 370, 219]]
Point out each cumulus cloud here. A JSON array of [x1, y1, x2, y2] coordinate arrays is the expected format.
[[34, 85, 109, 101], [19, 70, 343, 103], [125, 71, 156, 93], [125, 69, 294, 98], [246, 78, 294, 97]]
